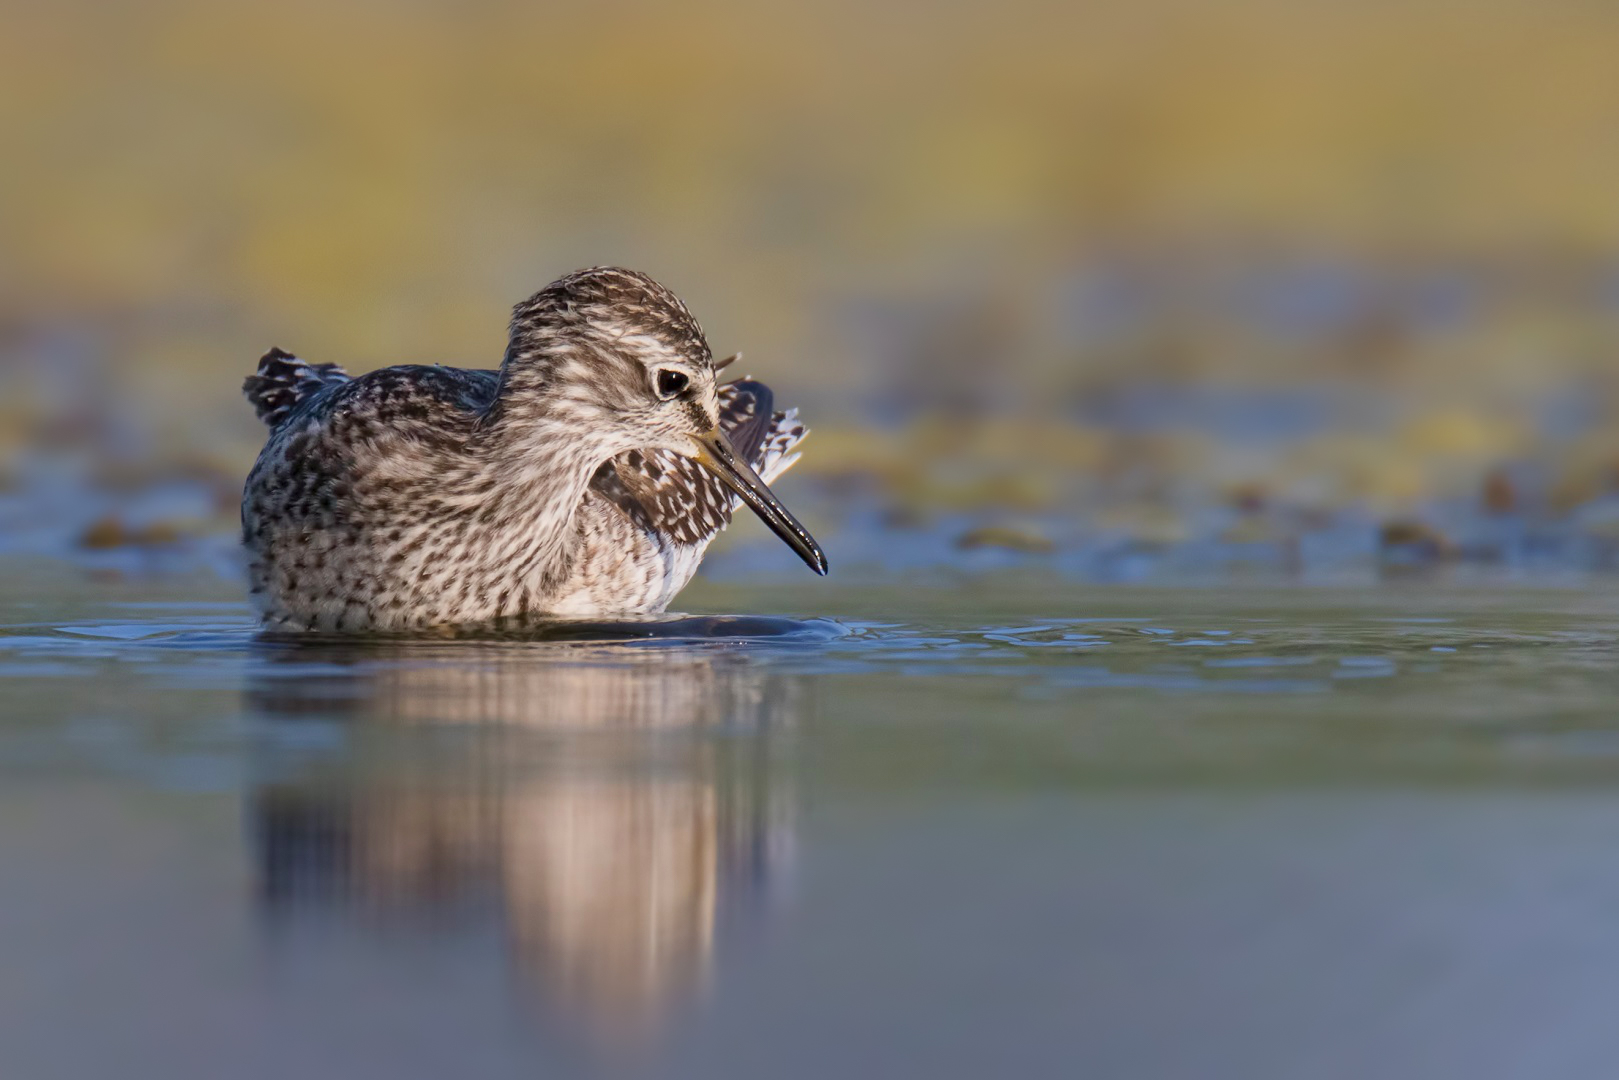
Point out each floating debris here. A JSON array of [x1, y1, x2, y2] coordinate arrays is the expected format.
[[1481, 467, 1517, 516], [1378, 520, 1455, 566], [78, 516, 185, 550], [955, 525, 1055, 554]]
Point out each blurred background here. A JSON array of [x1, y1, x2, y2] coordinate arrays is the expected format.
[[5, 0, 1619, 579], [15, 5, 1619, 1074]]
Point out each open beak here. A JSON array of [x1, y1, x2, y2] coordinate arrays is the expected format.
[[689, 428, 828, 575]]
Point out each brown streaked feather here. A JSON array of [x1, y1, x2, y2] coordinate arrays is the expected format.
[[591, 379, 783, 547], [243, 348, 352, 428]]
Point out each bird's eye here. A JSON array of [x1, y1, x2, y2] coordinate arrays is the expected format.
[[656, 369, 689, 398]]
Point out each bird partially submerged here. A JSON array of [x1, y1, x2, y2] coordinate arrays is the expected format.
[[241, 267, 826, 631]]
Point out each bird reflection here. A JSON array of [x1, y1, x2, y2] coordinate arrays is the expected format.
[[245, 626, 803, 1048]]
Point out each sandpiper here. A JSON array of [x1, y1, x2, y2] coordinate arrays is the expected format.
[[241, 267, 826, 631]]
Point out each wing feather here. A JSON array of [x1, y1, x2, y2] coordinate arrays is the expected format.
[[589, 379, 807, 547]]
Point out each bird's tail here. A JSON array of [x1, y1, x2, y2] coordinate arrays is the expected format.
[[242, 347, 349, 428]]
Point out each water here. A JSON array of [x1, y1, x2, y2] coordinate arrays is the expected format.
[[6, 558, 1619, 1078]]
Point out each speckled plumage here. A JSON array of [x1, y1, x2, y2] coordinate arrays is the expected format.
[[241, 267, 817, 632]]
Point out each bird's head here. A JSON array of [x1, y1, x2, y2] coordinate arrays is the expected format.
[[495, 267, 826, 575]]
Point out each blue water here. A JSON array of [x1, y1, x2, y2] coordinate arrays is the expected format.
[[6, 562, 1619, 1078]]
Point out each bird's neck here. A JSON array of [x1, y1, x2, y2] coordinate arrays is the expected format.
[[464, 400, 619, 595]]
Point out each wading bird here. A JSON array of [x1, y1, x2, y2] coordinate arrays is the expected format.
[[241, 267, 825, 631]]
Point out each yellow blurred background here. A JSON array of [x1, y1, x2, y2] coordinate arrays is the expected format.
[[5, 0, 1619, 569]]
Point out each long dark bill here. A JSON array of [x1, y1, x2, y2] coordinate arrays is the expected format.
[[691, 429, 829, 575]]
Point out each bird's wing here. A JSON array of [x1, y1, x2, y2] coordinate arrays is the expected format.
[[248, 351, 502, 437], [590, 379, 807, 546]]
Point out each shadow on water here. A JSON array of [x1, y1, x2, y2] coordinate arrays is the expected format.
[[255, 612, 847, 648], [244, 618, 814, 1054]]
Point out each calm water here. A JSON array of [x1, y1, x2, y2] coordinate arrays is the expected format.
[[6, 558, 1619, 1078]]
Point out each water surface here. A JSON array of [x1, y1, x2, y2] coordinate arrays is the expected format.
[[5, 559, 1619, 1078]]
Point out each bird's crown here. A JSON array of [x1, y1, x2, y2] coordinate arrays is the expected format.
[[507, 267, 712, 369]]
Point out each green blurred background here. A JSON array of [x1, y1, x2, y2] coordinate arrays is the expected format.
[[6, 0, 1619, 576]]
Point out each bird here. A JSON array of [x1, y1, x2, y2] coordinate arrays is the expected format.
[[240, 267, 826, 632]]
